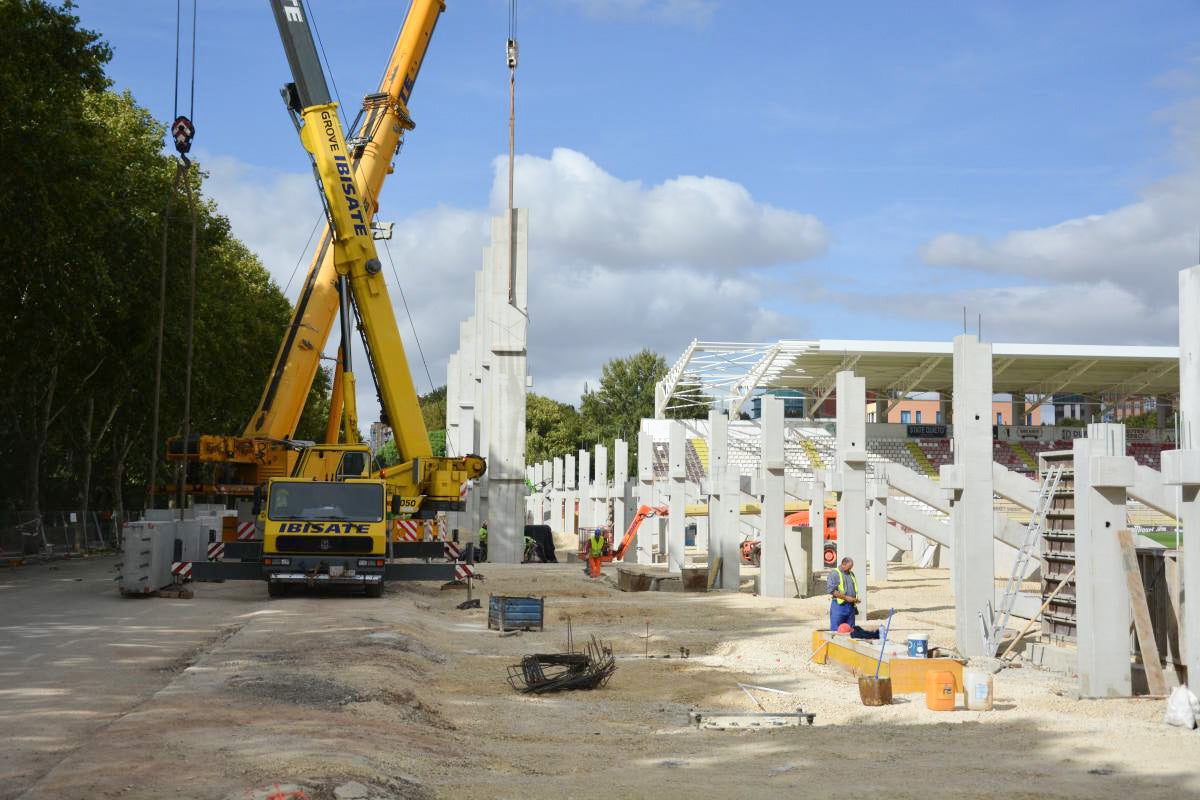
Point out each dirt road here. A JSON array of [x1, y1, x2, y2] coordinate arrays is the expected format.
[[2, 558, 1197, 799]]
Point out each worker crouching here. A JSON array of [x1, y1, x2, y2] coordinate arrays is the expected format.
[[828, 556, 860, 631]]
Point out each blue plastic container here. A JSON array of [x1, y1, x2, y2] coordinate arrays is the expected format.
[[488, 595, 545, 632], [907, 633, 929, 658]]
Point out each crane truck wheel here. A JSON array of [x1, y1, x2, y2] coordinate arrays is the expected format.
[[267, 580, 289, 599], [364, 581, 384, 598]]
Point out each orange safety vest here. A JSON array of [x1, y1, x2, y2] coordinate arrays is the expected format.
[[833, 568, 857, 605]]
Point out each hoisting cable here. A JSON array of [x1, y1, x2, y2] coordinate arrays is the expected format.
[[381, 240, 436, 398], [148, 0, 200, 510]]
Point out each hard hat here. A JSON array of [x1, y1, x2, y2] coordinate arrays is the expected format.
[[837, 623, 852, 634]]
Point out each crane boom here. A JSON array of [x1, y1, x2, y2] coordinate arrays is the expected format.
[[246, 0, 445, 442]]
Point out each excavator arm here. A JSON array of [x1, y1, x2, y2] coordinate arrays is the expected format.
[[607, 504, 668, 562]]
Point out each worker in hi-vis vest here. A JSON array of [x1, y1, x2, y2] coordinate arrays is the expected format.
[[478, 522, 488, 561], [827, 556, 860, 631], [586, 528, 605, 578]]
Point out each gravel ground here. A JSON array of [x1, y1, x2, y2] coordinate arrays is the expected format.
[[9, 560, 1200, 799]]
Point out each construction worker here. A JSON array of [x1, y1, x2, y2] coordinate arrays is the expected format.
[[478, 522, 488, 562], [586, 527, 605, 578], [828, 556, 860, 631]]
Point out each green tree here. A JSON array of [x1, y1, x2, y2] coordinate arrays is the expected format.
[[526, 393, 583, 464]]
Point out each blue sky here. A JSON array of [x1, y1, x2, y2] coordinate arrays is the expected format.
[[75, 0, 1200, 415]]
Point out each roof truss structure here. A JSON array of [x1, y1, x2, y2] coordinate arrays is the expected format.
[[654, 338, 1179, 418]]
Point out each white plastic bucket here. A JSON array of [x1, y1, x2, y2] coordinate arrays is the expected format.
[[906, 633, 929, 658], [963, 669, 994, 711]]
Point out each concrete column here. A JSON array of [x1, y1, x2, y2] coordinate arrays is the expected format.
[[949, 334, 995, 657], [1074, 424, 1133, 697], [708, 410, 737, 588], [835, 371, 869, 611], [786, 524, 815, 597], [613, 439, 628, 557], [870, 479, 889, 582], [759, 396, 786, 597], [472, 266, 491, 537], [636, 431, 654, 564], [577, 449, 592, 532], [593, 444, 608, 530], [1012, 395, 1027, 427], [874, 397, 888, 425], [551, 457, 565, 534], [565, 452, 577, 540], [667, 422, 687, 573], [809, 472, 826, 564], [483, 211, 527, 564], [1164, 265, 1200, 686]]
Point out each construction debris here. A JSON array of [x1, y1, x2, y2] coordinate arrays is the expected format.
[[507, 635, 616, 694]]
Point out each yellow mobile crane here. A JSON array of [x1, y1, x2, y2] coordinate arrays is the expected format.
[[190, 1, 479, 594], [171, 0, 483, 516]]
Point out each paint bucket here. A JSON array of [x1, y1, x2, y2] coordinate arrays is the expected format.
[[964, 669, 994, 711], [907, 633, 929, 658]]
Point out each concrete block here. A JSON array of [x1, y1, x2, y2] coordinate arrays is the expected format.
[[1162, 448, 1200, 486], [1089, 455, 1134, 489], [938, 464, 964, 491]]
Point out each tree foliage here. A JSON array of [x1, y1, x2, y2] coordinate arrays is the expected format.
[[0, 1, 326, 519], [526, 393, 583, 464]]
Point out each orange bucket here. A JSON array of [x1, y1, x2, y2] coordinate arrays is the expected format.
[[925, 670, 956, 711]]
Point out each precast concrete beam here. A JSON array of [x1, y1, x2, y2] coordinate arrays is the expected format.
[[758, 396, 786, 597], [668, 422, 687, 573], [1075, 426, 1133, 697], [1167, 265, 1200, 685], [992, 463, 1040, 512], [951, 334, 995, 657], [835, 371, 868, 610], [884, 462, 950, 514], [636, 431, 654, 564], [887, 501, 950, 546], [1129, 463, 1180, 520]]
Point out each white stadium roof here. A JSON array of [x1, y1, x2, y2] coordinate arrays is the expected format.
[[656, 339, 1180, 418]]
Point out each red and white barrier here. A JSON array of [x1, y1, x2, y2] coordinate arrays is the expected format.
[[206, 542, 225, 561], [236, 521, 255, 541], [170, 561, 192, 580]]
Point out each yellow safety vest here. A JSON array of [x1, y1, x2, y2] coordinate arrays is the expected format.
[[479, 527, 488, 543], [589, 535, 605, 557], [833, 568, 857, 605]]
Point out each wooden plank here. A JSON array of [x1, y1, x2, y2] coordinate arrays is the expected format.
[[706, 555, 722, 590], [1116, 529, 1167, 695], [1164, 554, 1184, 670]]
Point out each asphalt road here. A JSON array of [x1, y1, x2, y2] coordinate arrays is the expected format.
[[0, 555, 264, 799]]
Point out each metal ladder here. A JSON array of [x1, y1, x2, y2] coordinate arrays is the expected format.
[[981, 463, 1065, 656]]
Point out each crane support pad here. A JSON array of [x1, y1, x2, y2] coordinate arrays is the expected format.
[[221, 541, 262, 561], [391, 541, 445, 558], [192, 561, 264, 581], [384, 562, 457, 581]]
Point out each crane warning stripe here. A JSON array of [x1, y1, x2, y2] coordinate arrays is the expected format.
[[236, 522, 255, 541], [171, 561, 192, 579], [206, 542, 225, 561], [454, 563, 475, 580], [393, 519, 419, 541], [444, 542, 462, 560]]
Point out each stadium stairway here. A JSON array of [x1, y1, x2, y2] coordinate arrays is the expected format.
[[1010, 441, 1039, 473], [905, 440, 938, 478], [690, 438, 710, 473], [799, 436, 825, 470]]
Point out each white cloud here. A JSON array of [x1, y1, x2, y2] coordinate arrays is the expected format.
[[202, 147, 822, 422], [918, 102, 1200, 314], [494, 148, 826, 270]]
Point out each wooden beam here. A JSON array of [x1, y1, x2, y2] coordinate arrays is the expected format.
[[1116, 529, 1168, 695]]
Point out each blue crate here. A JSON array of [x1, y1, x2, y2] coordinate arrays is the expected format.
[[489, 595, 544, 631]]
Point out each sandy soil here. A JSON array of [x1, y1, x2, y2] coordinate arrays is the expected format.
[[10, 560, 1200, 799]]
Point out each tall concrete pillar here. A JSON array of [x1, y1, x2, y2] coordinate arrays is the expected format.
[[667, 422, 687, 573], [949, 334, 995, 657], [1164, 265, 1200, 686], [874, 397, 888, 424], [1075, 424, 1133, 697], [551, 457, 565, 535], [577, 449, 592, 532], [835, 371, 869, 611], [613, 440, 628, 556], [870, 479, 889, 582], [565, 452, 577, 540], [593, 444, 608, 530], [636, 431, 654, 564], [484, 211, 527, 564], [709, 410, 740, 589], [1012, 395, 1027, 426], [759, 396, 786, 597], [809, 472, 826, 564], [472, 267, 491, 537]]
